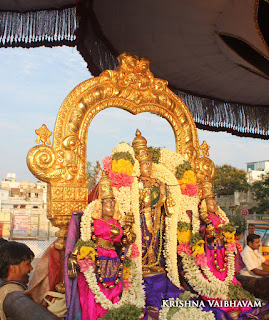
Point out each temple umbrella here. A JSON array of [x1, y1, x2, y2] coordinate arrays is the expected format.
[[1, 0, 269, 139]]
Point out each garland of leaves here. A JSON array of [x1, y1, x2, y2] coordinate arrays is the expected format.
[[148, 146, 161, 163], [175, 160, 192, 180], [112, 151, 135, 165]]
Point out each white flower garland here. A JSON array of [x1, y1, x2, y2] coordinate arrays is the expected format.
[[130, 177, 143, 267], [180, 250, 235, 300], [152, 163, 185, 288], [80, 199, 145, 311], [159, 148, 185, 173], [111, 142, 135, 159], [217, 206, 229, 225], [113, 186, 132, 224]]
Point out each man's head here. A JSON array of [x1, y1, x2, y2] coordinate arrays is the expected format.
[[248, 223, 255, 234], [235, 229, 241, 241], [0, 241, 34, 285], [247, 233, 261, 250]]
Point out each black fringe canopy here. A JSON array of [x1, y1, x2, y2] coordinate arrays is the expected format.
[[0, 0, 268, 139]]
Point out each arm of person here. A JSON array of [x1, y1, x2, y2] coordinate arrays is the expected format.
[[262, 259, 269, 266], [251, 268, 269, 277]]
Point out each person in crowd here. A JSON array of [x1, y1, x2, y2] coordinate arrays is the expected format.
[[240, 234, 269, 277], [234, 229, 243, 253], [0, 238, 8, 246], [0, 241, 34, 320], [242, 223, 255, 248]]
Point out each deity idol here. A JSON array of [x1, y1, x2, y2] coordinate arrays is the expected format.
[[132, 130, 167, 273], [65, 171, 137, 320]]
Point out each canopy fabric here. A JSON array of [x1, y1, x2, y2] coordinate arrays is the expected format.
[[0, 1, 76, 46], [0, 0, 268, 139]]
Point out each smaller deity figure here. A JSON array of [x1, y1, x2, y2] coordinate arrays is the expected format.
[[199, 182, 230, 279], [66, 171, 136, 320], [132, 129, 167, 273]]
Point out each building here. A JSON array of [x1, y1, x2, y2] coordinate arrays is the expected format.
[[0, 174, 56, 240], [247, 160, 269, 183]]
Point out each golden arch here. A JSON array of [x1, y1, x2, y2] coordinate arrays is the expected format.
[[27, 53, 215, 241]]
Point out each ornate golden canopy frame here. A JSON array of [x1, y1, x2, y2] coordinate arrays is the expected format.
[[27, 53, 215, 246]]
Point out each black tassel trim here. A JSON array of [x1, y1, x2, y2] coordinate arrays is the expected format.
[[0, 7, 76, 47]]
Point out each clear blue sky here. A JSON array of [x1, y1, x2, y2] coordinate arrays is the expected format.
[[0, 46, 268, 182]]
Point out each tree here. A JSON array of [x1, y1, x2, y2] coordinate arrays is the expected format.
[[213, 165, 249, 196], [251, 173, 269, 215]]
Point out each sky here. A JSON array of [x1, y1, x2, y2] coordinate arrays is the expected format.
[[0, 46, 268, 182]]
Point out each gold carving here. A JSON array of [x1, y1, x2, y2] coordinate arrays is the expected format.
[[27, 53, 215, 251], [35, 124, 52, 145], [199, 141, 210, 157]]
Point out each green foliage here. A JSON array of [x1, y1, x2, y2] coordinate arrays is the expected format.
[[227, 211, 246, 233], [175, 160, 192, 180], [251, 173, 269, 215], [87, 161, 95, 180], [124, 256, 133, 268], [213, 165, 249, 196], [228, 284, 255, 302], [112, 151, 135, 165], [75, 239, 95, 250], [99, 304, 141, 320], [190, 232, 203, 247], [224, 222, 236, 233], [148, 146, 161, 164], [177, 221, 191, 232]]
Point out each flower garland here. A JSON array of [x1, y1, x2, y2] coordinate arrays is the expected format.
[[80, 200, 145, 311], [159, 147, 185, 173], [180, 249, 235, 300], [152, 163, 184, 287]]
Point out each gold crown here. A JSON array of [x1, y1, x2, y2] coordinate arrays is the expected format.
[[99, 171, 114, 200], [132, 129, 151, 163], [201, 182, 215, 200]]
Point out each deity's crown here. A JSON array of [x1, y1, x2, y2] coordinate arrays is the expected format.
[[132, 129, 152, 163], [201, 182, 215, 200], [99, 171, 114, 200]]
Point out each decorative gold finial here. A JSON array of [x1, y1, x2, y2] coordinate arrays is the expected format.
[[35, 124, 52, 145], [99, 171, 114, 200], [132, 129, 151, 163], [199, 141, 210, 157], [201, 182, 215, 199]]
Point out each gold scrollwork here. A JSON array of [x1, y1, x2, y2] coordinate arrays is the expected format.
[[27, 53, 215, 248]]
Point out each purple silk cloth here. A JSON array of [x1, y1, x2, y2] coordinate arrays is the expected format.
[[143, 273, 236, 320], [65, 212, 83, 320], [143, 273, 184, 319]]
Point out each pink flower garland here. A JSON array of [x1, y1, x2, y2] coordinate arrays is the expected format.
[[102, 156, 112, 174], [130, 243, 139, 258], [77, 258, 94, 272], [108, 171, 134, 188], [226, 242, 236, 253], [181, 184, 199, 197], [194, 252, 207, 267], [177, 242, 192, 255]]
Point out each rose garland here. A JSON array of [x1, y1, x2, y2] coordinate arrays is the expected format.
[[80, 200, 145, 311]]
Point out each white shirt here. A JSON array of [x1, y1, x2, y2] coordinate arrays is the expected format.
[[240, 245, 266, 278]]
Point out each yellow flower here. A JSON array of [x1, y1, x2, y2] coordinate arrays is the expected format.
[[177, 230, 191, 244], [123, 266, 130, 280], [224, 231, 235, 243], [183, 170, 197, 184], [112, 159, 133, 175], [192, 240, 205, 257], [78, 246, 96, 261], [177, 179, 186, 189]]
